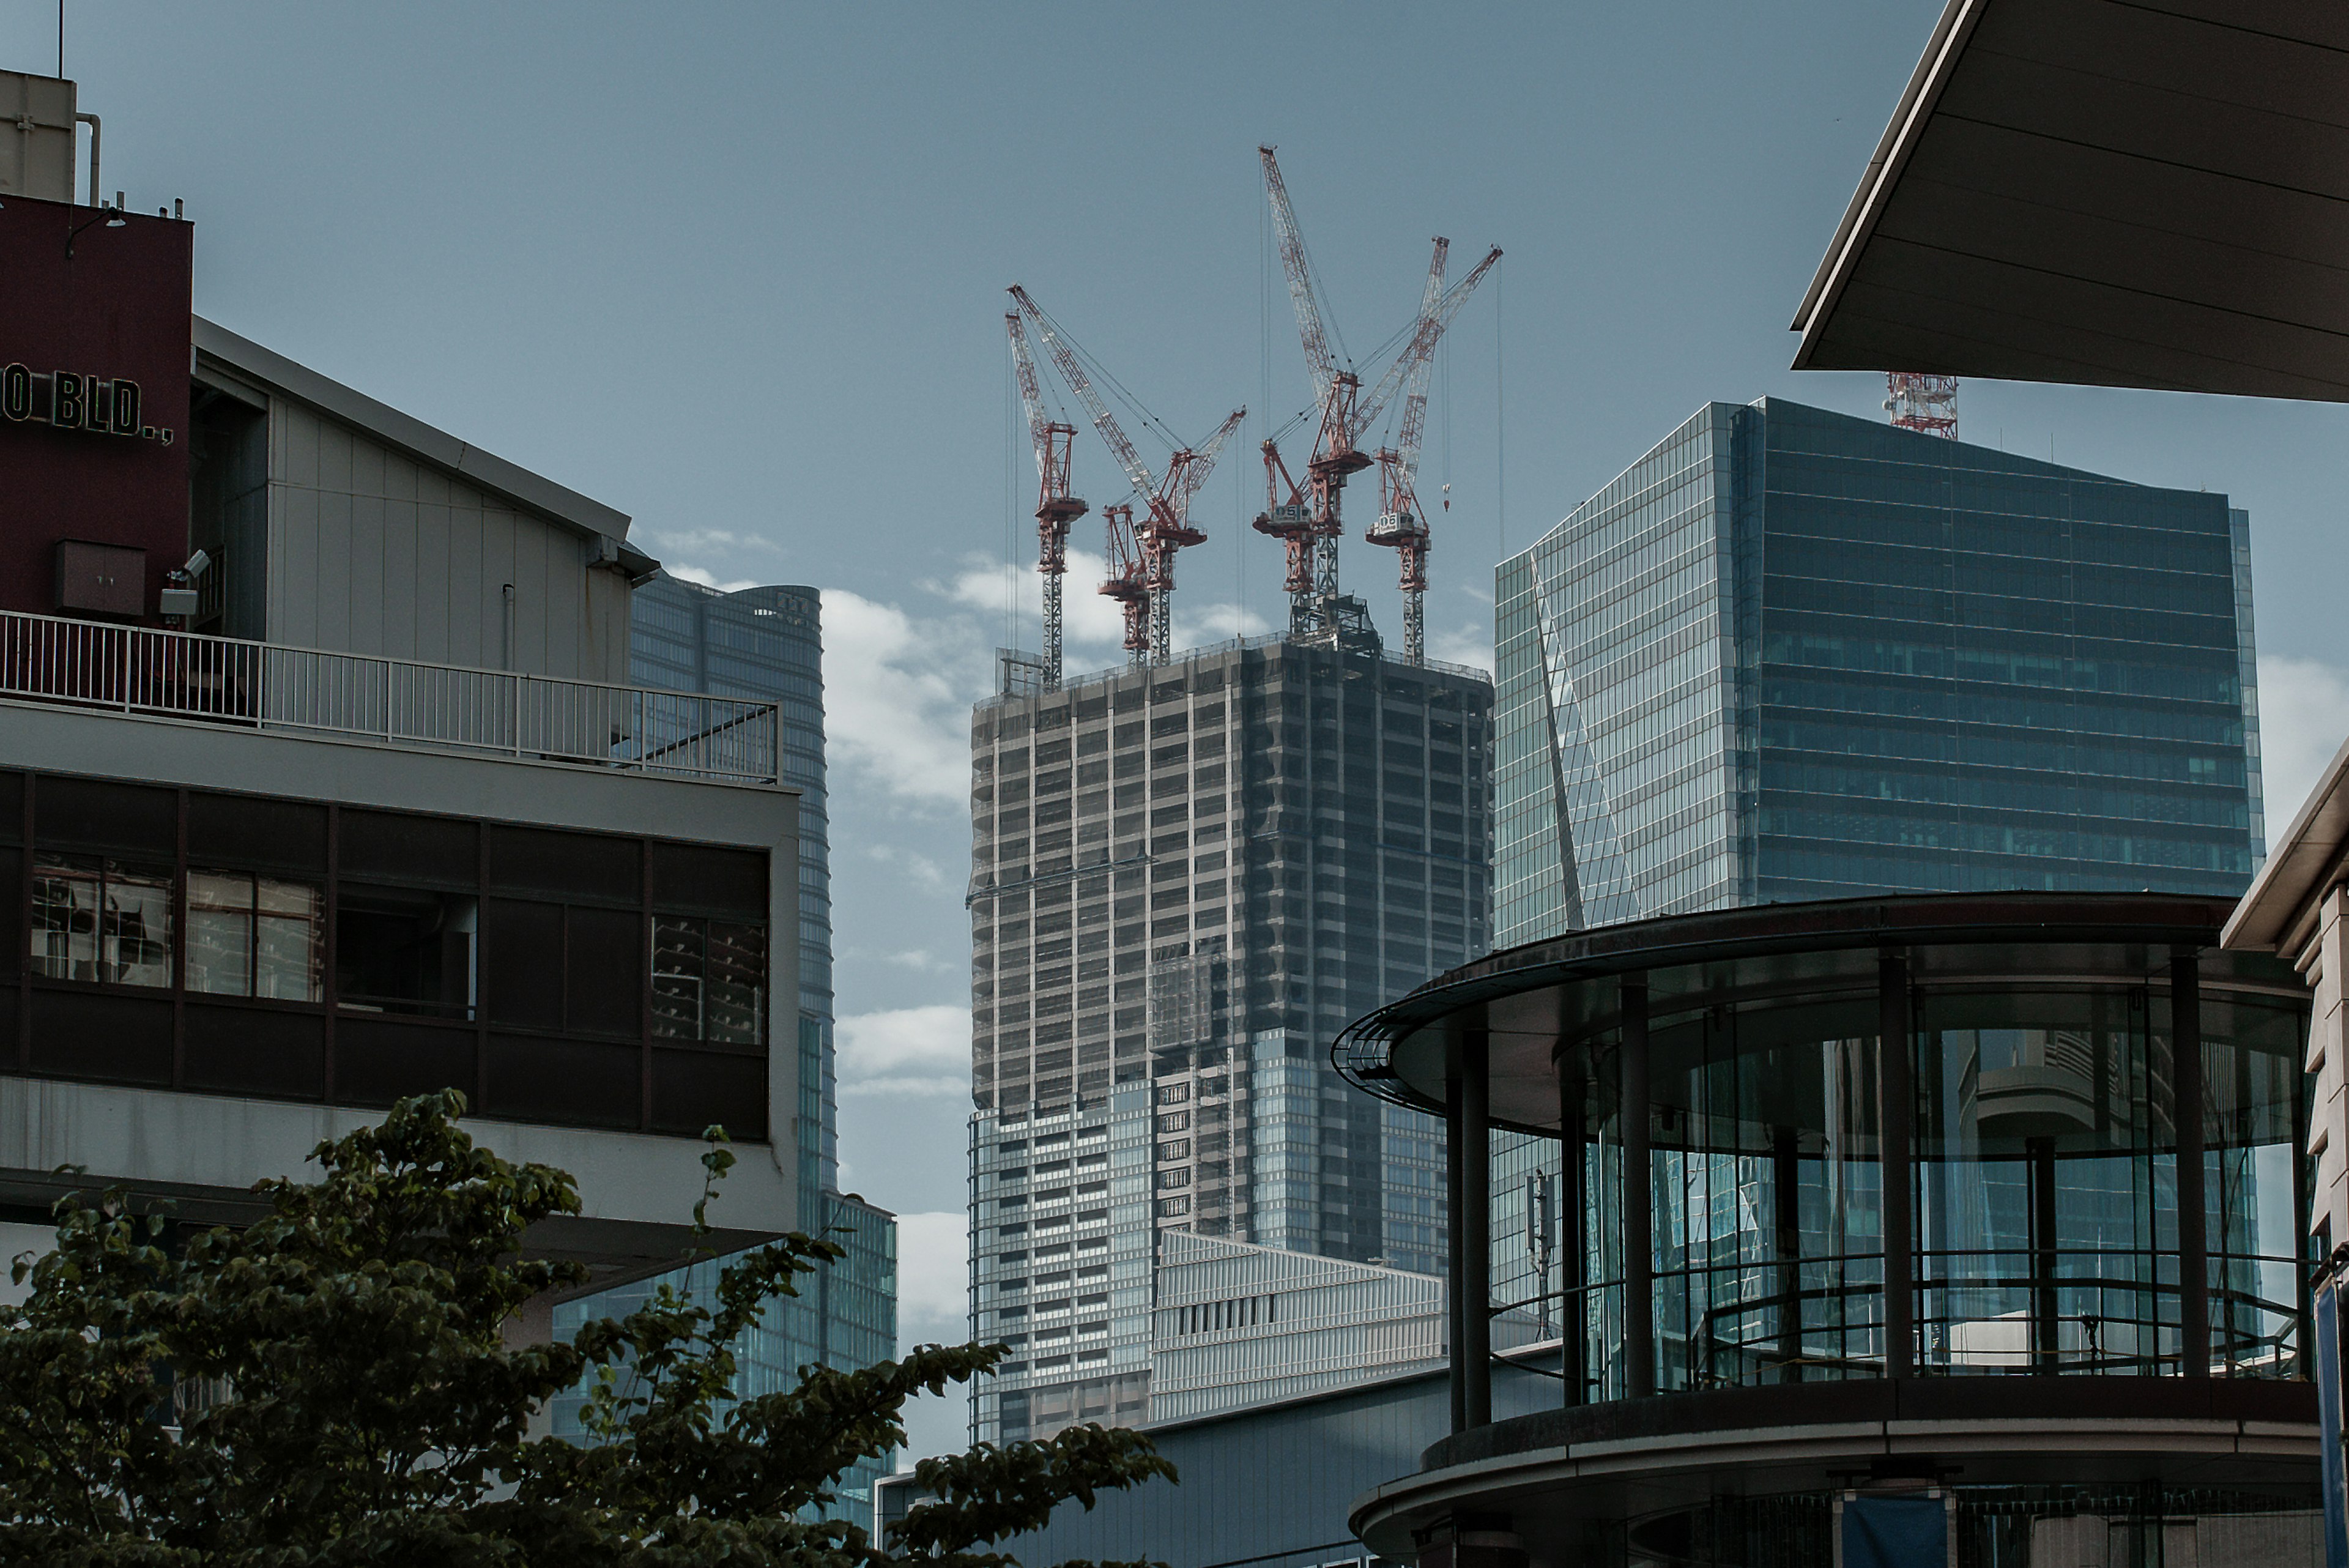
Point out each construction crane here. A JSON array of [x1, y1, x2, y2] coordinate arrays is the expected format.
[[1099, 503, 1146, 665], [1256, 146, 1497, 644], [1886, 373, 1958, 437], [1006, 311, 1088, 689], [1009, 284, 1245, 666], [1366, 239, 1502, 664]]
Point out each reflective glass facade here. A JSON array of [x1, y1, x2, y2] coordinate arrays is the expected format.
[[1496, 399, 2265, 945], [551, 576, 896, 1522]]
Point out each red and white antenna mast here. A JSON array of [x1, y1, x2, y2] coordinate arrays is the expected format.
[[1010, 284, 1243, 667], [1008, 311, 1087, 689], [1368, 238, 1499, 665], [1885, 373, 1959, 438]]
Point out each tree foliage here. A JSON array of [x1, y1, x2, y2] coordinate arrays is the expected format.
[[0, 1091, 1173, 1567]]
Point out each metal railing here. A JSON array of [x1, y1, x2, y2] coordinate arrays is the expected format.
[[0, 608, 781, 785]]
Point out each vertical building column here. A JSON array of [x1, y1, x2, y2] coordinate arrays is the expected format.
[[1558, 1052, 1587, 1407], [2175, 948, 2209, 1378], [1879, 951, 1914, 1380], [1772, 1126, 1802, 1383], [1461, 1029, 1494, 1429], [1446, 1039, 1469, 1434], [1620, 979, 1654, 1399]]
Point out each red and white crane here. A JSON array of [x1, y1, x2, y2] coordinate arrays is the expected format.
[[1006, 311, 1088, 689], [1255, 146, 1498, 647], [1009, 284, 1245, 667], [1367, 239, 1501, 664]]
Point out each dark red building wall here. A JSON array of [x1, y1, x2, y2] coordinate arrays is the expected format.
[[0, 195, 192, 622]]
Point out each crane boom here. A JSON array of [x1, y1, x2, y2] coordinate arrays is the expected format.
[[1170, 407, 1249, 514], [1006, 311, 1052, 473], [1011, 284, 1158, 501], [1356, 244, 1499, 440], [1260, 146, 1337, 403]]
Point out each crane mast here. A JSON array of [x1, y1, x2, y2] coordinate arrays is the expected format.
[[1007, 311, 1088, 688]]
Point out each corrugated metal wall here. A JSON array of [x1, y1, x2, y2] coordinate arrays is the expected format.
[[262, 403, 630, 682]]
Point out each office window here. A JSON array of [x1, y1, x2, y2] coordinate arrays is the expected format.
[[651, 916, 767, 1045], [29, 855, 172, 987], [189, 871, 323, 1000], [338, 888, 478, 1017]]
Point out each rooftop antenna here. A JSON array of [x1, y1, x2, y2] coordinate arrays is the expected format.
[[1885, 373, 1959, 439]]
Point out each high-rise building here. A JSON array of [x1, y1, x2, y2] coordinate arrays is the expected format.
[[966, 619, 1494, 1443], [1485, 396, 2269, 1352], [1494, 397, 2263, 946], [552, 576, 897, 1522]]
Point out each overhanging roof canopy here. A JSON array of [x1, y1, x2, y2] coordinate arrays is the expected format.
[[1792, 0, 2349, 401]]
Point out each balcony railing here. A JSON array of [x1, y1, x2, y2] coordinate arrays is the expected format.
[[0, 608, 780, 785]]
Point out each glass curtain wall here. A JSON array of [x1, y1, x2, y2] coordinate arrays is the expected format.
[[1551, 980, 2306, 1394]]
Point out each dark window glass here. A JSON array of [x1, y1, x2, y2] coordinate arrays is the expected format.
[[338, 886, 479, 1018], [340, 809, 477, 889], [489, 825, 640, 905], [483, 899, 564, 1028], [188, 793, 326, 875], [34, 776, 176, 857], [565, 907, 642, 1038], [648, 842, 766, 918], [29, 855, 172, 987], [0, 772, 22, 845]]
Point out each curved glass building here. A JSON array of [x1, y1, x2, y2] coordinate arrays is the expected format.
[[1337, 892, 2316, 1562]]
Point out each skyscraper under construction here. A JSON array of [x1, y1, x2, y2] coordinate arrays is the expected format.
[[965, 610, 1493, 1441]]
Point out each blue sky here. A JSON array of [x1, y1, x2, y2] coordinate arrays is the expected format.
[[18, 1, 2349, 1454]]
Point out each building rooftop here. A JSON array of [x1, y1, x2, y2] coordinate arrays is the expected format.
[[195, 317, 658, 575]]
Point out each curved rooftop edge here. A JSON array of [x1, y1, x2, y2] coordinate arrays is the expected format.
[[1348, 1377, 2318, 1561], [1334, 891, 2295, 1134]]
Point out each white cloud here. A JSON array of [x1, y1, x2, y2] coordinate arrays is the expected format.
[[664, 563, 759, 593], [639, 525, 785, 559], [820, 589, 979, 806], [1429, 622, 1494, 674], [838, 1003, 968, 1098], [865, 841, 953, 891], [894, 1210, 970, 1343], [2260, 655, 2349, 832]]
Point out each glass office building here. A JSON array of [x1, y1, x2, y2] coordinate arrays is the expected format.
[[1494, 398, 2264, 946], [553, 575, 897, 1522]]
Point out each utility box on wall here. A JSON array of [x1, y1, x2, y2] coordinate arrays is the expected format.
[[55, 540, 147, 617], [0, 70, 77, 203]]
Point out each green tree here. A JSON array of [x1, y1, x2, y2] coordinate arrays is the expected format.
[[0, 1091, 1171, 1567]]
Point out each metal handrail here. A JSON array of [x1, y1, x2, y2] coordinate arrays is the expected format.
[[0, 607, 781, 785]]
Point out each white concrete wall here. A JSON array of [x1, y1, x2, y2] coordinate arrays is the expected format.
[[262, 401, 633, 682]]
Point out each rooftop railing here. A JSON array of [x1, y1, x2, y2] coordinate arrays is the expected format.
[[0, 608, 781, 786]]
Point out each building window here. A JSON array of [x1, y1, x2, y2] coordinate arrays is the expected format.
[[336, 888, 477, 1017], [189, 871, 324, 1000], [29, 856, 173, 987], [651, 915, 767, 1044]]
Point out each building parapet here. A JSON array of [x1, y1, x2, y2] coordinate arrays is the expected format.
[[0, 608, 781, 785]]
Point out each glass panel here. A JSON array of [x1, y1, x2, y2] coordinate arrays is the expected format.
[[2203, 993, 2306, 1378], [1647, 1002, 1883, 1392], [648, 915, 766, 1045], [29, 855, 103, 981], [706, 921, 766, 1045], [650, 914, 703, 1040], [255, 877, 323, 1003], [103, 863, 175, 987], [1916, 988, 2175, 1375], [187, 870, 255, 997]]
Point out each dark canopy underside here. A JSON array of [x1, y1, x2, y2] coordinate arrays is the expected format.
[[1792, 0, 2349, 401]]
